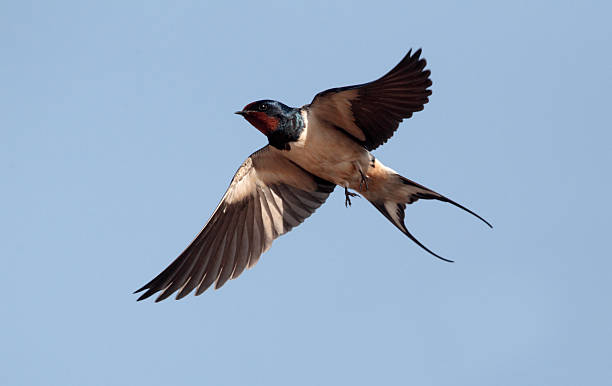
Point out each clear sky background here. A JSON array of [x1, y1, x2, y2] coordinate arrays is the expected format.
[[2, 1, 611, 385]]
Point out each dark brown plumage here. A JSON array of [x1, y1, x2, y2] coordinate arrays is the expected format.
[[309, 49, 431, 150]]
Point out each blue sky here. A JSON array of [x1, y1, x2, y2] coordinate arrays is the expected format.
[[2, 1, 611, 385]]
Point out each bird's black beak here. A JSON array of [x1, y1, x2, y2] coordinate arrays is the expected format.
[[235, 110, 256, 116]]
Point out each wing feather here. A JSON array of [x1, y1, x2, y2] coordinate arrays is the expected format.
[[135, 146, 335, 301], [215, 208, 241, 290], [230, 212, 251, 280], [196, 206, 236, 295], [308, 49, 432, 150]]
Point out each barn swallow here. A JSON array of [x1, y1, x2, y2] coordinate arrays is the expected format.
[[135, 49, 491, 302]]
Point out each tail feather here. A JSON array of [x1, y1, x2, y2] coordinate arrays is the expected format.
[[399, 176, 493, 228], [365, 173, 491, 262], [371, 201, 454, 262]]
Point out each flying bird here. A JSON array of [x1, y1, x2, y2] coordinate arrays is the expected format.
[[135, 49, 491, 302]]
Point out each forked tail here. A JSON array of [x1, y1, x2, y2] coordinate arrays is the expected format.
[[363, 169, 492, 262]]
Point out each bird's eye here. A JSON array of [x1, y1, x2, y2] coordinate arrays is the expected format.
[[259, 104, 268, 111]]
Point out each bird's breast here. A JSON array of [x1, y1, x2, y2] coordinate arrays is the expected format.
[[281, 109, 370, 187]]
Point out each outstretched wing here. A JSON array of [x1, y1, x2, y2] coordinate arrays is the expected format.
[[308, 49, 432, 150], [135, 146, 335, 302]]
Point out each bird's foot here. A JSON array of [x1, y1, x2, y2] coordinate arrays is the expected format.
[[358, 170, 369, 191], [344, 187, 359, 207]]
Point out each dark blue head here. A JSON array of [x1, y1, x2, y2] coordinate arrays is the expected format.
[[235, 99, 304, 150]]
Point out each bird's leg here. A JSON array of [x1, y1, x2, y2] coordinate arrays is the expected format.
[[344, 187, 359, 208], [358, 171, 369, 191], [354, 162, 368, 191], [357, 167, 369, 191]]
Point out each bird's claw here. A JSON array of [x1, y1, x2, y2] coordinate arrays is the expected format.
[[344, 187, 359, 207]]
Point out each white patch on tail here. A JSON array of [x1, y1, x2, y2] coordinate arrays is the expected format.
[[384, 200, 403, 230]]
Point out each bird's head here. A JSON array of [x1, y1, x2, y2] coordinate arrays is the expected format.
[[235, 100, 294, 136], [235, 100, 304, 150]]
